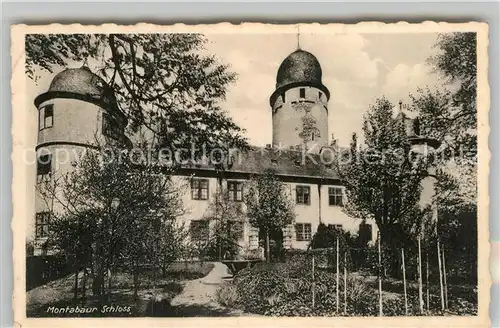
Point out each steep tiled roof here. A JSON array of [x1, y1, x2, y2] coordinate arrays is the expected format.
[[179, 146, 340, 181]]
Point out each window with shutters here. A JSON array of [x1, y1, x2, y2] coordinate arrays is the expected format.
[[191, 179, 209, 200], [295, 223, 312, 241], [39, 104, 54, 130]]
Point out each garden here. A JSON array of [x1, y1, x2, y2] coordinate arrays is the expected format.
[[215, 222, 478, 317], [27, 261, 214, 317]]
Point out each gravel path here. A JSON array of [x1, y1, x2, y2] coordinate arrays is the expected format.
[[169, 262, 245, 316]]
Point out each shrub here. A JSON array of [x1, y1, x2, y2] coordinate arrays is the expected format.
[[216, 282, 240, 308], [232, 257, 477, 317]]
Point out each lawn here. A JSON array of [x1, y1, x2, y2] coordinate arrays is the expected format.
[[27, 261, 215, 317]]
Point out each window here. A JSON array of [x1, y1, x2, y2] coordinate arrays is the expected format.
[[299, 88, 306, 99], [37, 154, 52, 177], [281, 93, 286, 103], [328, 187, 344, 206], [35, 212, 50, 238], [318, 91, 322, 100], [102, 113, 122, 140], [228, 181, 243, 202], [191, 179, 209, 200], [39, 104, 54, 130], [190, 220, 209, 241], [328, 224, 343, 231], [295, 223, 312, 241], [296, 185, 310, 205]]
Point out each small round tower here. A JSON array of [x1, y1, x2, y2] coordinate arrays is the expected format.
[[31, 66, 131, 254], [400, 108, 441, 220], [270, 49, 330, 151]]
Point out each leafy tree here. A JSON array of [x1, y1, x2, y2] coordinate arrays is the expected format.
[[411, 32, 477, 160], [202, 184, 246, 260], [25, 33, 249, 157], [337, 97, 433, 275], [37, 139, 185, 300], [245, 168, 295, 262], [428, 32, 476, 128]]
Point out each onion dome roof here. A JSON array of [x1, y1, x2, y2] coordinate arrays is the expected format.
[[270, 49, 329, 106], [34, 66, 125, 121]]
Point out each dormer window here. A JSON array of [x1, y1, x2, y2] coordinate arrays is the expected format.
[[299, 88, 306, 99], [39, 104, 54, 130]]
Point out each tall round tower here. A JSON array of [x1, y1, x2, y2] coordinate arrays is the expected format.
[[31, 66, 131, 255], [270, 49, 330, 151], [400, 111, 441, 218]]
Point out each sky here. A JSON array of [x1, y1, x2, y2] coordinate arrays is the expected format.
[[27, 32, 445, 148]]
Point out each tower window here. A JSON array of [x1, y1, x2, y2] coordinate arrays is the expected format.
[[39, 104, 54, 130], [318, 91, 322, 100], [296, 185, 310, 205], [281, 93, 286, 103], [37, 154, 52, 177], [299, 88, 306, 99], [35, 212, 51, 239]]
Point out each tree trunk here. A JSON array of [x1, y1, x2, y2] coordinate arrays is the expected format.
[[107, 268, 112, 296], [133, 260, 139, 300], [161, 261, 167, 278], [265, 231, 270, 263], [82, 268, 87, 301], [73, 267, 79, 300]]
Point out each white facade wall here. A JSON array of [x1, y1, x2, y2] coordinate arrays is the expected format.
[[176, 175, 378, 251], [272, 86, 329, 150]]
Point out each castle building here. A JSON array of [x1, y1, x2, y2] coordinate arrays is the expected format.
[[30, 47, 395, 255]]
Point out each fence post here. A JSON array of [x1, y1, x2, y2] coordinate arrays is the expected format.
[[402, 248, 408, 315], [336, 236, 340, 314], [418, 237, 424, 314], [312, 253, 315, 309], [437, 240, 445, 311], [344, 251, 347, 315], [378, 232, 383, 317], [442, 247, 448, 310], [426, 252, 429, 312]]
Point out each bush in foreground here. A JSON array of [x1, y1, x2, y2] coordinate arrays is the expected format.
[[224, 257, 477, 317]]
